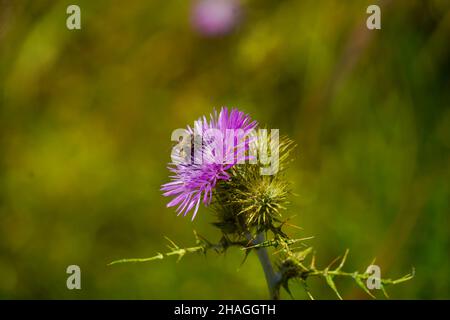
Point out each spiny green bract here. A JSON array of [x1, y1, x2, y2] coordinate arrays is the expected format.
[[212, 136, 295, 234]]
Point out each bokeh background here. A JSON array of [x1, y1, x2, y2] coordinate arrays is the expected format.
[[0, 0, 449, 299]]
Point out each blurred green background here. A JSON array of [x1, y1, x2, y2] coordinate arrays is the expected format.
[[0, 0, 449, 299]]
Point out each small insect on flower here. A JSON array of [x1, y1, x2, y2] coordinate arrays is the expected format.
[[161, 107, 257, 220]]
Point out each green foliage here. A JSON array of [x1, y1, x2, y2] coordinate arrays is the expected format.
[[277, 246, 414, 300]]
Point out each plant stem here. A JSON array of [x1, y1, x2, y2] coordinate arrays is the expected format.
[[245, 231, 281, 300]]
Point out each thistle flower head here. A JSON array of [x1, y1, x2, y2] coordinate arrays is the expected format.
[[161, 107, 257, 219]]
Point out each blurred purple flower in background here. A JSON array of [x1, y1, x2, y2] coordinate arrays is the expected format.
[[191, 0, 242, 37]]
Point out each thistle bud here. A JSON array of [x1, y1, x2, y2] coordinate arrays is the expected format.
[[212, 137, 294, 234]]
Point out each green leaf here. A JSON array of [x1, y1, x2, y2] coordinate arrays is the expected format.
[[354, 274, 376, 299], [324, 273, 343, 300], [108, 252, 164, 266]]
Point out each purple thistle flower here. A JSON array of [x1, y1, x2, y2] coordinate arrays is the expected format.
[[161, 107, 257, 220]]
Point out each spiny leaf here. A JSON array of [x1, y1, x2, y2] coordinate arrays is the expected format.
[[326, 255, 341, 270], [310, 252, 317, 270], [108, 252, 164, 265], [300, 279, 315, 300], [239, 248, 252, 267], [164, 236, 179, 251], [391, 268, 415, 284], [166, 248, 186, 262], [354, 273, 376, 299], [324, 273, 343, 300], [335, 249, 349, 272], [380, 284, 389, 299], [282, 281, 295, 300], [294, 246, 313, 262], [242, 237, 312, 250]]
